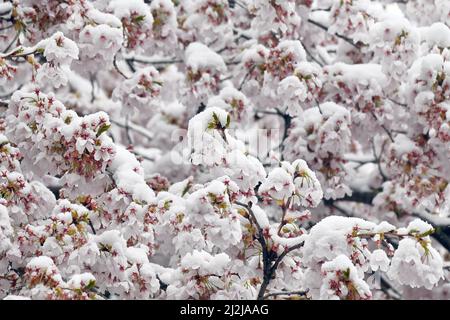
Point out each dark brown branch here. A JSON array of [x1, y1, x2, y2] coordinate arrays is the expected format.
[[2, 31, 20, 54], [325, 190, 450, 252], [113, 54, 130, 79], [235, 201, 305, 300], [88, 219, 96, 235], [371, 111, 394, 143], [372, 138, 389, 181], [126, 57, 182, 65], [324, 190, 377, 206], [275, 108, 292, 161], [307, 19, 361, 49]]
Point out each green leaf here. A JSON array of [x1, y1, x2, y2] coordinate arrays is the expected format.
[[207, 112, 220, 130], [226, 114, 231, 128], [418, 228, 435, 238], [133, 15, 146, 24], [212, 112, 220, 127], [343, 268, 350, 280], [85, 279, 96, 290], [96, 124, 111, 137]]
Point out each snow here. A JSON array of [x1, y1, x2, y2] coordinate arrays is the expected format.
[[0, 2, 12, 15], [180, 250, 230, 276], [391, 134, 418, 156], [112, 66, 162, 114], [109, 145, 155, 202], [302, 216, 377, 263], [406, 218, 434, 235], [185, 42, 226, 73], [26, 256, 55, 270], [421, 23, 450, 48], [321, 255, 372, 300], [94, 230, 127, 256], [259, 167, 294, 201], [272, 233, 306, 249], [108, 0, 153, 23], [37, 32, 79, 65], [370, 249, 390, 272], [189, 107, 229, 136], [251, 204, 270, 229], [388, 238, 444, 289], [187, 107, 230, 166], [373, 221, 396, 233], [276, 40, 307, 63], [126, 247, 149, 265], [85, 8, 122, 28], [414, 211, 450, 227], [0, 0, 448, 301], [325, 63, 387, 86], [292, 159, 323, 207], [67, 273, 96, 289]]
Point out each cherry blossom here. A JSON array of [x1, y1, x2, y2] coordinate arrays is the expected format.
[[0, 0, 448, 301]]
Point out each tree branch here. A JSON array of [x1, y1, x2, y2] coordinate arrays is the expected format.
[[307, 19, 361, 49], [235, 201, 305, 300], [325, 190, 450, 251]]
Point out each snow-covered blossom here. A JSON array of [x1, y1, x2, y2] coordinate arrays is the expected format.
[[277, 62, 322, 116], [370, 249, 390, 272], [37, 32, 79, 65], [108, 0, 153, 49], [259, 159, 323, 208], [285, 102, 352, 199], [388, 237, 444, 289], [6, 90, 115, 180], [149, 0, 178, 53], [0, 0, 448, 301], [207, 87, 253, 123], [369, 18, 420, 84], [184, 42, 227, 104], [249, 0, 301, 40], [182, 0, 233, 51], [77, 23, 123, 68], [187, 107, 230, 166], [320, 255, 372, 300], [113, 66, 162, 114], [35, 32, 79, 88]]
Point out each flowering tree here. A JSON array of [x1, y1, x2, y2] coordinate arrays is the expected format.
[[0, 0, 449, 300]]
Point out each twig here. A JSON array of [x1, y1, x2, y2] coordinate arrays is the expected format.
[[387, 97, 407, 108], [125, 115, 133, 145], [372, 137, 388, 181], [238, 65, 254, 90], [235, 201, 304, 300], [113, 54, 130, 79], [3, 31, 20, 54], [0, 23, 13, 31], [370, 111, 394, 143], [303, 44, 324, 67], [275, 108, 292, 160], [0, 100, 9, 108], [131, 149, 155, 162], [110, 119, 154, 141], [126, 57, 182, 65], [88, 219, 96, 235], [89, 73, 96, 103], [307, 19, 361, 49]]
